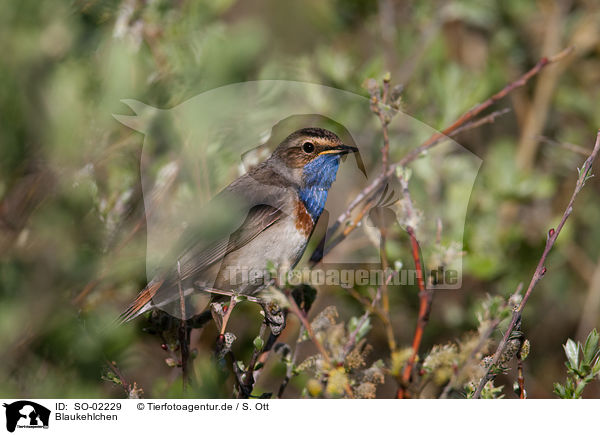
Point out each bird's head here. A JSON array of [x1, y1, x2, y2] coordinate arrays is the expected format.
[[269, 127, 358, 190]]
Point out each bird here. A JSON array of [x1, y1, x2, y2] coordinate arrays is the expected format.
[[120, 127, 358, 333]]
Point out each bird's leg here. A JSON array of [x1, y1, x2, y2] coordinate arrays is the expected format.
[[220, 295, 237, 335], [212, 297, 238, 360]]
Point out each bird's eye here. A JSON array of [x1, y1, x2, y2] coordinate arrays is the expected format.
[[302, 142, 315, 153]]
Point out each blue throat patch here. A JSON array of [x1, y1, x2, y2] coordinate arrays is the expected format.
[[299, 154, 341, 221]]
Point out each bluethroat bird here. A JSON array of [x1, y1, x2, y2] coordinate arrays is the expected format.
[[121, 127, 358, 334]]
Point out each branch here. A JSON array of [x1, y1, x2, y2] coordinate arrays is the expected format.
[[366, 76, 400, 353], [341, 273, 392, 359], [396, 176, 432, 398], [236, 322, 268, 398], [473, 129, 600, 398], [177, 261, 191, 391], [516, 347, 526, 399], [448, 108, 511, 138], [537, 135, 591, 157], [277, 336, 301, 398], [286, 292, 331, 366], [286, 291, 355, 398], [345, 285, 397, 350], [319, 47, 574, 260], [104, 360, 143, 398], [439, 283, 523, 399], [397, 47, 573, 168], [376, 75, 392, 173]]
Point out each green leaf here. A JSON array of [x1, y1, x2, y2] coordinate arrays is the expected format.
[[583, 329, 599, 365], [348, 316, 359, 333], [253, 336, 264, 351], [564, 339, 580, 369], [553, 382, 566, 398], [356, 317, 372, 341], [348, 316, 372, 342]]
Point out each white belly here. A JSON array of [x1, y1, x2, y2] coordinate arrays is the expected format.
[[213, 216, 308, 293]]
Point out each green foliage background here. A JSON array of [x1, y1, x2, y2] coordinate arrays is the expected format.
[[1, 0, 600, 398]]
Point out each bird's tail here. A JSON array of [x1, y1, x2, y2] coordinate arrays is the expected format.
[[119, 278, 165, 323]]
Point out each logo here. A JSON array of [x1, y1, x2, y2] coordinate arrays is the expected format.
[[3, 401, 50, 433]]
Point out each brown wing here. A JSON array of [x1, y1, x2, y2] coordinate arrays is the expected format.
[[175, 204, 282, 282], [120, 203, 284, 322]]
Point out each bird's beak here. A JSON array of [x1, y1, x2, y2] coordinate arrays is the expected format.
[[318, 144, 359, 156], [319, 144, 366, 176]]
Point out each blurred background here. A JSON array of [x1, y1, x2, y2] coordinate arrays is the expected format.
[[1, 0, 600, 398]]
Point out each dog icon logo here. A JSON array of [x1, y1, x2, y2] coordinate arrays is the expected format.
[[3, 401, 50, 433]]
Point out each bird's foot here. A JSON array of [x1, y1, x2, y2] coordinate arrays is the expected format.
[[215, 332, 237, 360], [261, 301, 286, 336]]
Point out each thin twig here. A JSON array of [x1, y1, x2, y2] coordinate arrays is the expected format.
[[516, 349, 526, 399], [473, 129, 600, 398], [276, 300, 313, 399], [345, 285, 396, 342], [342, 309, 372, 361], [252, 326, 285, 391], [176, 260, 190, 391], [449, 108, 511, 138], [398, 47, 573, 168], [286, 292, 355, 398], [379, 234, 393, 344], [197, 286, 262, 302], [286, 293, 331, 365], [397, 227, 431, 399], [277, 335, 301, 398], [537, 135, 592, 157], [105, 360, 143, 398], [341, 273, 392, 359], [106, 360, 130, 393], [368, 78, 398, 353], [377, 76, 392, 173], [395, 172, 432, 398], [439, 283, 523, 399], [237, 322, 268, 398], [318, 47, 573, 261]]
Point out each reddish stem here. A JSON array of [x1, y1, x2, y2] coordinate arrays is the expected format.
[[397, 226, 432, 398]]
